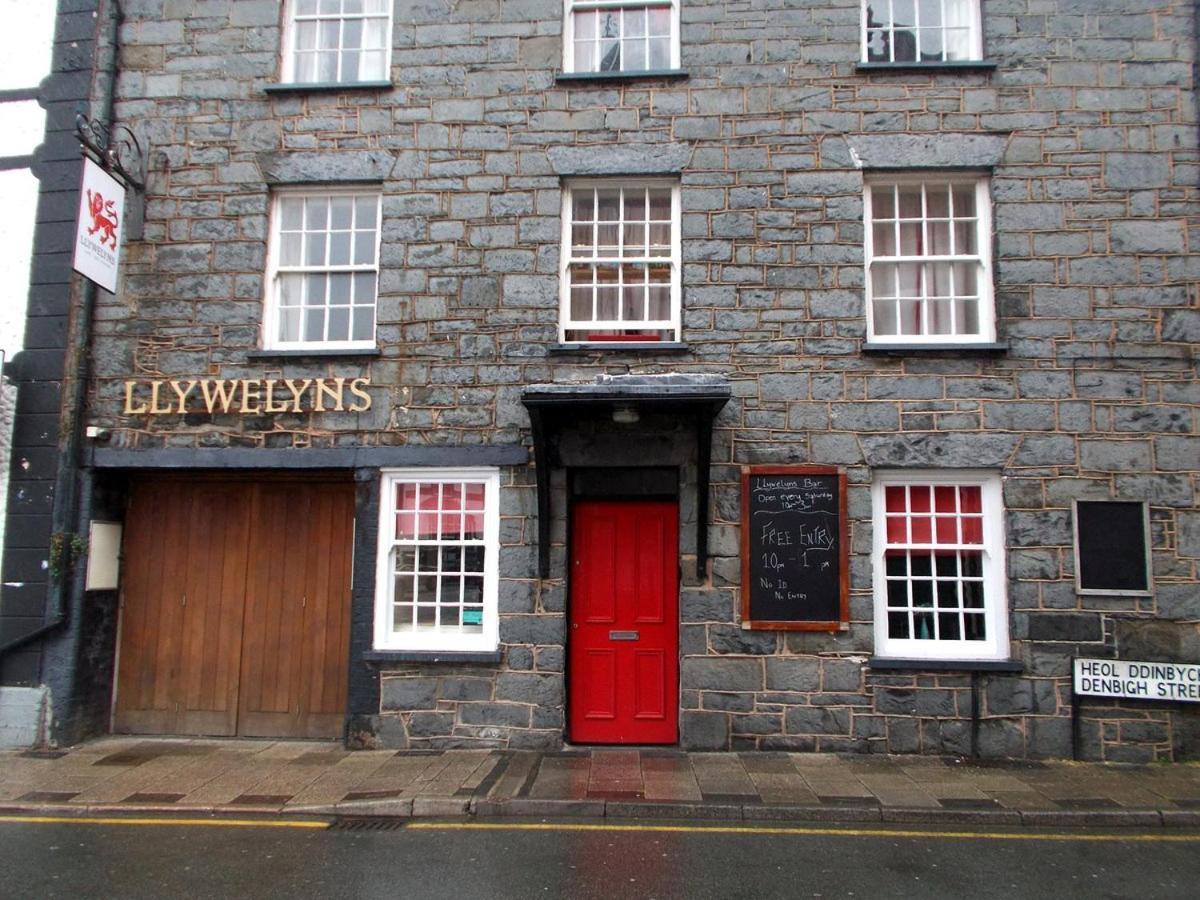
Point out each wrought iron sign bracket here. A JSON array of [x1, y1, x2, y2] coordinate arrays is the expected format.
[[74, 112, 146, 193]]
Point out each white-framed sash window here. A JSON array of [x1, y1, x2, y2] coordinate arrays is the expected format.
[[862, 0, 982, 63], [374, 469, 501, 653], [872, 470, 1009, 661], [563, 1, 680, 73], [560, 180, 681, 343], [263, 188, 381, 350], [864, 174, 995, 344], [282, 0, 393, 84]]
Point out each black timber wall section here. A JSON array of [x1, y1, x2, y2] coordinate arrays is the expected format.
[[0, 0, 100, 686]]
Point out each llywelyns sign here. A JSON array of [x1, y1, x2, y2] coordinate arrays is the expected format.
[[123, 377, 372, 415], [1074, 657, 1200, 703]]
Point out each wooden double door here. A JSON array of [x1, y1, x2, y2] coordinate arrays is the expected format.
[[114, 478, 354, 739]]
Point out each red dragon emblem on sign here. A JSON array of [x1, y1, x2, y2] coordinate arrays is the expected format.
[[86, 189, 119, 249]]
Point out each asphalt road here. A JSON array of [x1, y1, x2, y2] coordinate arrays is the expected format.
[[1, 816, 1198, 899]]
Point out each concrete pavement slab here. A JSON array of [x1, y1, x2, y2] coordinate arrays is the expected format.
[[2, 741, 1198, 829]]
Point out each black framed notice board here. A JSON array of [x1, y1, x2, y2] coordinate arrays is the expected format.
[[1073, 500, 1152, 595], [740, 465, 849, 631]]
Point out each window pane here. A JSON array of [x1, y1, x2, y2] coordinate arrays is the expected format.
[[397, 482, 419, 510], [303, 307, 325, 342], [648, 189, 671, 219], [599, 39, 620, 71], [622, 39, 646, 71], [648, 35, 669, 68], [952, 183, 976, 216], [327, 306, 350, 341], [575, 9, 596, 40], [872, 222, 895, 257], [925, 184, 950, 217], [352, 305, 374, 341], [353, 232, 376, 265], [278, 308, 301, 343], [873, 298, 899, 335], [463, 511, 484, 541], [872, 184, 895, 218], [305, 231, 327, 266], [945, 27, 971, 61], [329, 230, 352, 265], [394, 547, 416, 572], [938, 612, 960, 640], [648, 6, 672, 34], [964, 613, 987, 641]]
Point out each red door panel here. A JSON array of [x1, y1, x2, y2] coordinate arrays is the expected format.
[[569, 500, 679, 744], [580, 650, 617, 721]]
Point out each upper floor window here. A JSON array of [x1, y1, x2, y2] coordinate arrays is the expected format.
[[862, 0, 982, 63], [872, 471, 1009, 661], [264, 189, 381, 350], [560, 181, 681, 343], [864, 174, 994, 344], [282, 0, 392, 84], [563, 2, 680, 74]]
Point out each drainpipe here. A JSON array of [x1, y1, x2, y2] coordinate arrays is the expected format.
[[0, 0, 121, 661]]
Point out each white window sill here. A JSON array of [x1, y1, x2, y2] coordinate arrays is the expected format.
[[554, 68, 689, 84], [249, 347, 380, 359], [552, 341, 689, 353], [264, 80, 393, 94], [863, 342, 1008, 354], [362, 649, 503, 664], [868, 656, 1022, 673], [855, 61, 997, 74]]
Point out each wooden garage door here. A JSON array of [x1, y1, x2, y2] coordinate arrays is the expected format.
[[114, 478, 353, 739]]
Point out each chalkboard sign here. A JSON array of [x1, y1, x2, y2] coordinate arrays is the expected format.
[[1074, 500, 1151, 595], [740, 466, 849, 631]]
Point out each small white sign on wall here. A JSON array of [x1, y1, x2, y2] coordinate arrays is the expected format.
[[72, 157, 125, 293], [85, 521, 122, 591]]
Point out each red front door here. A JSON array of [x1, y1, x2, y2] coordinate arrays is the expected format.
[[569, 500, 679, 744]]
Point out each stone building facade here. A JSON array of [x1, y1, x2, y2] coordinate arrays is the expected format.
[[2, 0, 1197, 761]]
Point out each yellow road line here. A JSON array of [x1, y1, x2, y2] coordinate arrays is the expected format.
[[0, 815, 327, 830], [406, 821, 1200, 843], [1, 814, 1196, 843]]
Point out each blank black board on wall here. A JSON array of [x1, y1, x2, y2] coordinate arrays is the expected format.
[[740, 466, 849, 631], [1074, 500, 1151, 595]]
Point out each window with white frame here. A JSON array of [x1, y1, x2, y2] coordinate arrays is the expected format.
[[265, 189, 380, 349], [872, 471, 1009, 661], [281, 0, 393, 84], [862, 0, 982, 63], [864, 175, 994, 343], [561, 181, 680, 343], [375, 469, 501, 652], [563, 2, 680, 74]]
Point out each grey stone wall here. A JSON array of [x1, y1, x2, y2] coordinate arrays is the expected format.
[[79, 0, 1200, 758]]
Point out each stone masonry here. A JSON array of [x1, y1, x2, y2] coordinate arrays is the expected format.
[[52, 0, 1200, 759]]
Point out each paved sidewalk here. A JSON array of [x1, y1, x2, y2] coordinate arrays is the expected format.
[[3, 737, 1199, 827]]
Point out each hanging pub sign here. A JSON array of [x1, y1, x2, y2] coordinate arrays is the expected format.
[[73, 156, 126, 292], [740, 465, 849, 631]]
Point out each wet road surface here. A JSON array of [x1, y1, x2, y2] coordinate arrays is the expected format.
[[1, 815, 1198, 899]]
